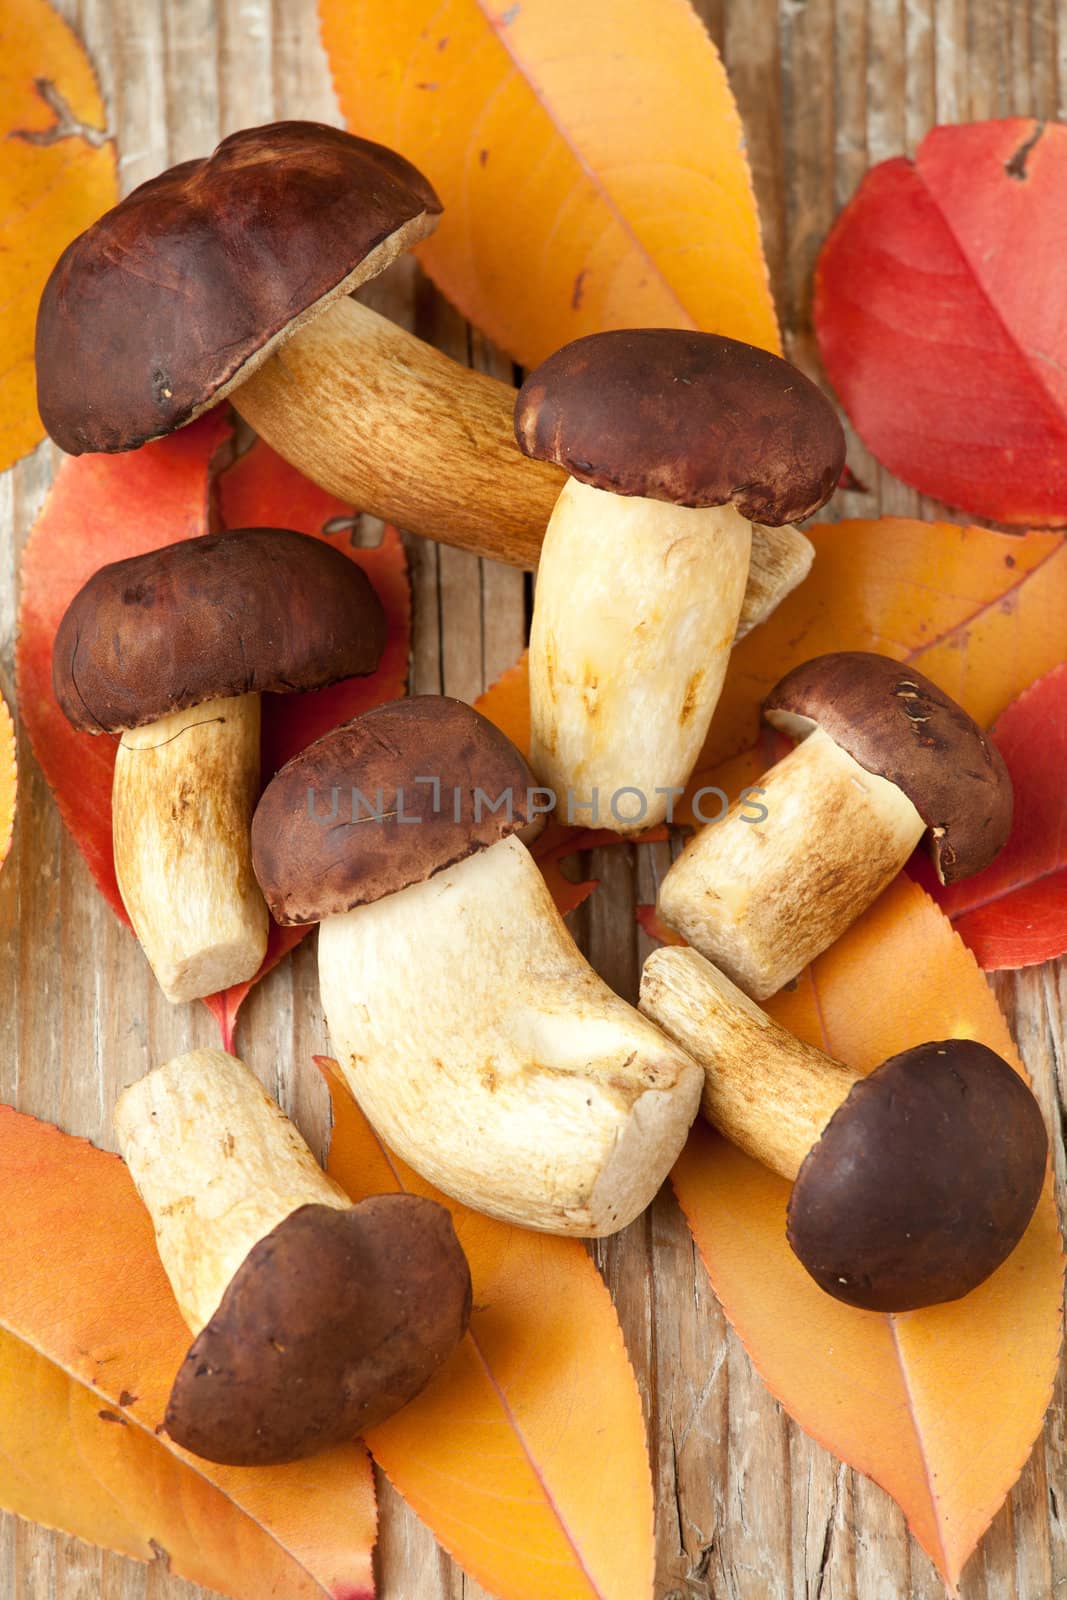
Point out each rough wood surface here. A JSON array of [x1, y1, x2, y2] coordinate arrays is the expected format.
[[0, 1, 1064, 1598]]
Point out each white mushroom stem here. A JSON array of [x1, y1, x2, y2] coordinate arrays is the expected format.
[[529, 478, 753, 833], [318, 833, 703, 1236], [231, 294, 810, 638], [115, 1049, 350, 1333], [657, 726, 926, 1000], [639, 946, 859, 1180], [112, 693, 268, 1004]]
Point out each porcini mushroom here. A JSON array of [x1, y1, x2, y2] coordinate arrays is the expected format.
[[658, 652, 1013, 998], [115, 1050, 471, 1464], [53, 527, 385, 1003], [514, 331, 846, 831], [640, 946, 1047, 1311], [250, 696, 703, 1236], [35, 120, 808, 638]]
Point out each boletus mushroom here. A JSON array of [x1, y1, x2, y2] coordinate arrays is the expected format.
[[250, 696, 703, 1236], [640, 946, 1047, 1311], [53, 527, 385, 1002], [658, 652, 1013, 998], [514, 331, 846, 831], [34, 120, 806, 639], [115, 1049, 471, 1464]]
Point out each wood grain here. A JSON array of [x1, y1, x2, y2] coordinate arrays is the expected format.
[[0, 1, 1064, 1597]]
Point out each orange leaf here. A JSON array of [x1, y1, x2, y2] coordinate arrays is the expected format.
[[671, 878, 1064, 1593], [320, 0, 779, 366], [0, 691, 15, 872], [0, 1104, 376, 1599], [321, 1058, 654, 1600], [0, 0, 117, 471]]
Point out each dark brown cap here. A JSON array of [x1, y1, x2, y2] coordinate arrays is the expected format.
[[763, 652, 1013, 884], [36, 121, 441, 455], [513, 329, 845, 523], [165, 1194, 471, 1465], [251, 696, 541, 924], [53, 527, 386, 733], [787, 1040, 1047, 1312]]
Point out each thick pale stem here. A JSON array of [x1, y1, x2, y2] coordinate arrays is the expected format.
[[115, 1050, 350, 1333], [231, 295, 810, 636], [657, 726, 927, 999], [112, 693, 268, 1004], [318, 834, 702, 1236], [529, 479, 752, 833], [639, 946, 858, 1179]]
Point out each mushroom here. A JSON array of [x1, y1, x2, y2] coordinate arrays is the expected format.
[[658, 651, 1013, 998], [250, 696, 703, 1236], [35, 120, 808, 639], [513, 330, 846, 832], [115, 1049, 471, 1465], [640, 946, 1048, 1311], [53, 526, 385, 1003]]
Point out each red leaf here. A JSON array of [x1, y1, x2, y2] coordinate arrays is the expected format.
[[17, 425, 410, 1043], [925, 662, 1067, 968], [815, 120, 1067, 525]]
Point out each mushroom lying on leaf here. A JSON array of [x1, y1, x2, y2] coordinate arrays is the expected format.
[[640, 946, 1047, 1311], [115, 1049, 471, 1465], [514, 330, 845, 831], [658, 652, 1013, 998], [53, 527, 385, 1002], [250, 696, 703, 1236], [34, 120, 806, 638]]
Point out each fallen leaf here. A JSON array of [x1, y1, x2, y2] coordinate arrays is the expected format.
[[0, 0, 117, 471], [924, 663, 1067, 969], [0, 1103, 376, 1600], [321, 0, 779, 366], [0, 691, 16, 872], [321, 1057, 654, 1600], [670, 877, 1064, 1593], [815, 120, 1067, 524], [16, 424, 410, 1046]]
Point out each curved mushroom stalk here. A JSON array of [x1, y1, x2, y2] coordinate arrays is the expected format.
[[658, 727, 926, 999], [319, 834, 703, 1236], [115, 1050, 471, 1465], [529, 480, 752, 832], [640, 946, 1048, 1312], [112, 693, 268, 1004]]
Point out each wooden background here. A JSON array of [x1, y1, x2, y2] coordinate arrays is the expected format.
[[2, 0, 1065, 1596]]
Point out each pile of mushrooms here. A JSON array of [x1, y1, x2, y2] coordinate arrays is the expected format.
[[34, 120, 805, 639], [52, 527, 385, 1002], [116, 1051, 470, 1463]]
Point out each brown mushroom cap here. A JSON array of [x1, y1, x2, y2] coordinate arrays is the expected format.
[[36, 121, 441, 456], [165, 1194, 471, 1466], [764, 651, 1013, 884], [787, 1040, 1047, 1313], [52, 527, 387, 733], [251, 696, 542, 925], [513, 329, 845, 523]]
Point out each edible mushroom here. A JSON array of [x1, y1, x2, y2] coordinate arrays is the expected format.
[[53, 527, 385, 1002], [35, 120, 808, 637], [658, 651, 1013, 998], [115, 1049, 471, 1464], [250, 696, 703, 1236], [514, 330, 845, 831], [640, 946, 1047, 1311]]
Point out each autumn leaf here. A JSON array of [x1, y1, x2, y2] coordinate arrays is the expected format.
[[0, 0, 117, 472], [815, 120, 1067, 524], [670, 877, 1064, 1593], [320, 0, 779, 367], [923, 663, 1067, 970], [0, 1103, 376, 1600], [320, 1057, 654, 1600], [16, 423, 410, 1046], [0, 692, 15, 873]]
